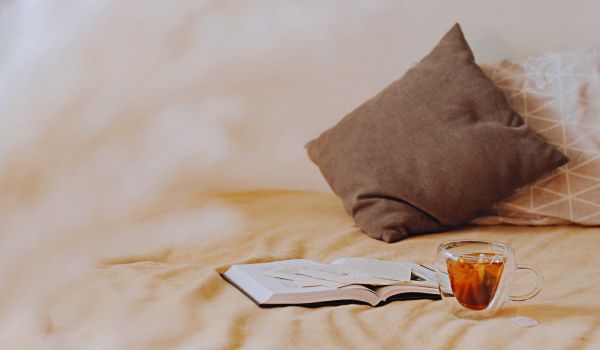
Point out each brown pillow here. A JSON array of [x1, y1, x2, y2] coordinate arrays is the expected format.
[[305, 23, 568, 243]]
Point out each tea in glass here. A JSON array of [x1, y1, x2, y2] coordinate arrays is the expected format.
[[436, 240, 543, 319], [446, 253, 505, 310]]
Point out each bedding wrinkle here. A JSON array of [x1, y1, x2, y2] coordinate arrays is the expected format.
[[7, 190, 600, 349], [332, 308, 383, 347], [388, 302, 432, 336], [287, 318, 301, 348], [223, 313, 252, 350], [342, 310, 378, 344], [100, 251, 173, 266], [262, 232, 309, 259], [500, 304, 600, 321], [568, 317, 600, 350], [321, 311, 361, 350], [510, 231, 562, 257], [549, 285, 592, 300], [583, 328, 600, 350], [436, 321, 477, 350], [179, 271, 226, 304], [310, 228, 364, 259]]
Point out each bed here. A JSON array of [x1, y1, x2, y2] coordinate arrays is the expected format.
[[2, 2, 600, 349], [12, 190, 597, 349]]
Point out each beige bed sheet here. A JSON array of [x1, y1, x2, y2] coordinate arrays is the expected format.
[[14, 190, 600, 349]]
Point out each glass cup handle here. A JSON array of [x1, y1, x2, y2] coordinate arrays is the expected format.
[[509, 265, 543, 301]]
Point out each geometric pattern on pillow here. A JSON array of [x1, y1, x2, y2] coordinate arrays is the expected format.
[[474, 49, 600, 225]]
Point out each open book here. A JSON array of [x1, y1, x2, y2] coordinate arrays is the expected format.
[[221, 258, 440, 307]]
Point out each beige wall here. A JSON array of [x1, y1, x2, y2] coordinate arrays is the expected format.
[[1, 0, 599, 194], [212, 0, 600, 191]]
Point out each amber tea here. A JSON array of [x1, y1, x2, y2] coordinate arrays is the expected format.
[[446, 252, 505, 310], [437, 240, 543, 318]]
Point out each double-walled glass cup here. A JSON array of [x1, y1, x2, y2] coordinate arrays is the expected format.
[[435, 240, 543, 319]]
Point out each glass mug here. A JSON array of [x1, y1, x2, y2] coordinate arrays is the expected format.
[[435, 240, 543, 319]]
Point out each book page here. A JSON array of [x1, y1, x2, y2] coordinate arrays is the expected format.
[[372, 265, 439, 301], [329, 258, 439, 301], [225, 260, 381, 306], [331, 258, 436, 283], [337, 257, 411, 282], [236, 259, 336, 294]]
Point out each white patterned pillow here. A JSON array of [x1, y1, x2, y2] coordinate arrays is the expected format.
[[475, 49, 600, 225]]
